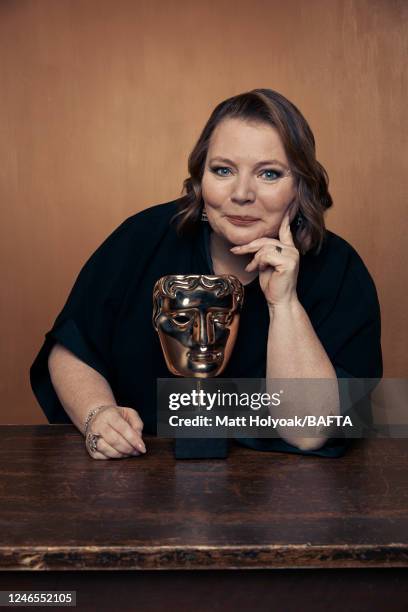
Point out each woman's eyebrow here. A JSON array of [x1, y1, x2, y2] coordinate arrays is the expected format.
[[208, 156, 289, 170]]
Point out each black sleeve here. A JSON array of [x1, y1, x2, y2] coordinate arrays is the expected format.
[[318, 247, 383, 380], [30, 216, 137, 423], [318, 245, 383, 438]]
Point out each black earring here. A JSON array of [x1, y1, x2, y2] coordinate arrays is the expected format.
[[295, 212, 303, 227], [201, 207, 208, 222]]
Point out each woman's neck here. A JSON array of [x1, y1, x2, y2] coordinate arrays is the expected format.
[[209, 231, 258, 286]]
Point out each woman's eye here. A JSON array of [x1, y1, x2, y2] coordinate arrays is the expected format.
[[260, 169, 282, 181], [211, 166, 232, 177], [210, 167, 282, 181]]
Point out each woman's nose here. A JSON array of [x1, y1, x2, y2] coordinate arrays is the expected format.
[[230, 174, 256, 205]]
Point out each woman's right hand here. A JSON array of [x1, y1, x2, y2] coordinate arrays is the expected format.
[[86, 405, 146, 460]]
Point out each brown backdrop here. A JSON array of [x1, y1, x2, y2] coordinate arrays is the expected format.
[[0, 0, 406, 424]]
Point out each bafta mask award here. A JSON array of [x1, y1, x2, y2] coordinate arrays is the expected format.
[[153, 274, 244, 458]]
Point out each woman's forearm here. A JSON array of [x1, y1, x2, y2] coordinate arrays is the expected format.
[[48, 343, 117, 435], [266, 298, 340, 450], [267, 299, 336, 378]]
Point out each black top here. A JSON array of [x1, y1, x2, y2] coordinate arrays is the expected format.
[[30, 200, 383, 458]]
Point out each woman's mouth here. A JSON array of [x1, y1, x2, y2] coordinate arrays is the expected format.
[[226, 215, 260, 226]]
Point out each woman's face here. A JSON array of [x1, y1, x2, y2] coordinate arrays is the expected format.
[[201, 117, 297, 246]]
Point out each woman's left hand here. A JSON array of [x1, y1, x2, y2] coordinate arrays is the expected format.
[[230, 211, 300, 308]]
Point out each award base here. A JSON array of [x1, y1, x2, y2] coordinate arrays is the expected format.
[[174, 438, 229, 459]]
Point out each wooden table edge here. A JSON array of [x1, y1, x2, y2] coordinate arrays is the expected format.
[[0, 544, 407, 571]]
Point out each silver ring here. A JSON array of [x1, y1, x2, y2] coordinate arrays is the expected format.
[[86, 432, 102, 454], [275, 245, 283, 254]]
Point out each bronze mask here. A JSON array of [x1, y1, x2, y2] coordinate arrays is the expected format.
[[153, 275, 244, 377]]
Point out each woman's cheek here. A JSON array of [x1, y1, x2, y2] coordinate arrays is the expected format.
[[202, 176, 228, 206], [258, 185, 295, 213]]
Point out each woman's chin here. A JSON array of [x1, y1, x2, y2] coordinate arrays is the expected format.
[[222, 225, 263, 246]]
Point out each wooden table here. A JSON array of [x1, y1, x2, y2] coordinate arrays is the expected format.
[[0, 426, 407, 611]]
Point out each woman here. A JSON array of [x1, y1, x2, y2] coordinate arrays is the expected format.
[[30, 89, 382, 460]]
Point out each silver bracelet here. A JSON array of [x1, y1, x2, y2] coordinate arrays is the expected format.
[[84, 405, 112, 437]]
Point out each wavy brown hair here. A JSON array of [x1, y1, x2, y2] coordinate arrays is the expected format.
[[172, 88, 333, 254]]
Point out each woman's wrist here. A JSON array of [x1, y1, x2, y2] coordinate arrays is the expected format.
[[268, 295, 302, 318], [83, 404, 116, 436]]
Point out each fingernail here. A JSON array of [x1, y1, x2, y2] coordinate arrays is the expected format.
[[230, 246, 240, 251], [138, 443, 146, 453]]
